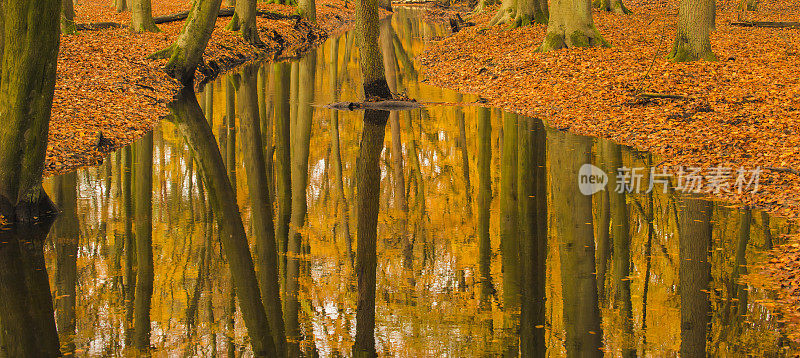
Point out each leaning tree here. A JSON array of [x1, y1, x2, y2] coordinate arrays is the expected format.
[[151, 0, 224, 85], [668, 0, 716, 62], [0, 0, 62, 222], [538, 0, 608, 51]]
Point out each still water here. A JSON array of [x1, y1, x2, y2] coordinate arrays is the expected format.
[[3, 8, 792, 357]]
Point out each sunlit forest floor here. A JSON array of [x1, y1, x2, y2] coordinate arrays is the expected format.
[[421, 0, 800, 345], [49, 0, 382, 177]]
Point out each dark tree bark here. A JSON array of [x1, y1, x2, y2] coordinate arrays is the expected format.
[[53, 172, 79, 356], [168, 89, 277, 357], [236, 65, 287, 356], [273, 62, 292, 289], [476, 106, 494, 311], [352, 110, 389, 358], [677, 195, 713, 357], [0, 0, 61, 223], [355, 0, 391, 98], [500, 112, 521, 355]]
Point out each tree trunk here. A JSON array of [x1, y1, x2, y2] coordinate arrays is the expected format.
[[355, 0, 391, 98], [604, 142, 635, 357], [285, 53, 315, 357], [236, 65, 287, 357], [668, 0, 716, 62], [477, 106, 494, 311], [538, 0, 607, 51], [122, 146, 136, 348], [594, 0, 630, 14], [329, 39, 355, 268], [53, 172, 79, 356], [518, 117, 546, 358], [490, 0, 548, 26], [0, 0, 60, 223], [228, 0, 262, 45], [169, 89, 277, 357], [116, 0, 128, 12], [352, 110, 389, 358], [133, 132, 154, 353], [273, 62, 292, 291], [298, 0, 317, 23], [131, 0, 159, 32], [677, 195, 712, 357], [151, 0, 223, 85], [61, 0, 77, 34], [500, 112, 521, 355], [594, 140, 611, 303], [549, 129, 603, 357], [455, 93, 473, 216], [0, 221, 61, 358]]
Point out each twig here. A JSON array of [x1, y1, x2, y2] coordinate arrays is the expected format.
[[636, 92, 689, 100], [731, 21, 800, 28], [765, 167, 800, 176]]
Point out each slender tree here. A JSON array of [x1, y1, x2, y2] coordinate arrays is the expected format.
[[133, 133, 154, 353], [500, 112, 521, 355], [355, 0, 391, 98], [273, 62, 292, 286], [150, 0, 224, 85], [490, 0, 548, 26], [476, 106, 494, 311], [236, 65, 287, 356], [169, 89, 277, 357], [538, 0, 608, 51], [352, 109, 390, 358], [0, 0, 61, 222], [53, 172, 79, 356], [668, 0, 716, 61], [131, 0, 159, 32]]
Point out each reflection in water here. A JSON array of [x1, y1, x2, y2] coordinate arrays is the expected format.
[[0, 8, 790, 357]]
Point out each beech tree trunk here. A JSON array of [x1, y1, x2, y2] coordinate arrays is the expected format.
[[500, 112, 521, 355], [538, 0, 607, 51], [0, 221, 61, 357], [116, 0, 128, 13], [227, 0, 262, 45], [151, 0, 224, 85], [53, 172, 79, 356], [122, 146, 136, 348], [0, 0, 61, 223], [131, 0, 159, 32], [236, 65, 286, 356], [273, 62, 292, 289], [668, 0, 716, 61], [285, 52, 315, 357], [133, 132, 154, 353], [594, 0, 630, 14], [594, 140, 611, 303], [298, 0, 317, 23], [61, 0, 77, 34], [477, 107, 494, 311], [677, 196, 712, 357], [169, 89, 277, 357], [549, 129, 603, 357], [352, 110, 389, 358], [490, 0, 548, 26], [355, 0, 391, 98]]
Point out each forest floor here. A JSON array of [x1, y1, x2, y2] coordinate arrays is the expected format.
[[420, 0, 800, 346], [48, 0, 388, 177]]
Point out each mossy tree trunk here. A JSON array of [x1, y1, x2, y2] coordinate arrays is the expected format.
[[169, 89, 277, 357], [668, 0, 716, 62], [131, 0, 159, 32], [352, 110, 389, 358], [593, 0, 630, 14], [490, 0, 548, 27], [548, 130, 603, 357], [298, 0, 317, 23], [227, 0, 262, 45], [53, 172, 79, 356], [150, 0, 224, 85], [355, 0, 391, 98], [61, 0, 77, 34], [0, 0, 61, 223], [235, 65, 287, 357], [518, 117, 546, 358], [0, 221, 61, 358], [677, 196, 712, 357], [116, 0, 128, 12], [538, 0, 607, 51], [133, 132, 154, 353]]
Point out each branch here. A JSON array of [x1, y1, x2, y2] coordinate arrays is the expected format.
[[731, 21, 800, 28], [75, 8, 291, 31], [636, 92, 689, 100], [765, 166, 800, 176]]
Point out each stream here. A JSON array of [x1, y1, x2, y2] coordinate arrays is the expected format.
[[4, 7, 793, 357]]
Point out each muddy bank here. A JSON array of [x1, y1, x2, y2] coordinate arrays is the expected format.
[[48, 0, 384, 176]]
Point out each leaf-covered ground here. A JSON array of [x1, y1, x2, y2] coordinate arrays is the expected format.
[[420, 0, 800, 346], [49, 0, 369, 177]]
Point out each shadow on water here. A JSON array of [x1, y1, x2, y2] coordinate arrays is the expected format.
[[0, 7, 794, 358]]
